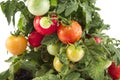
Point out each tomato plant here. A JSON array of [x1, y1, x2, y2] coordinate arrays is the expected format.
[[1, 0, 120, 80], [6, 35, 27, 55], [66, 45, 84, 62], [47, 44, 59, 55], [28, 30, 44, 48], [57, 20, 82, 44], [53, 56, 63, 72], [27, 0, 50, 16], [34, 16, 59, 35], [108, 62, 120, 80]]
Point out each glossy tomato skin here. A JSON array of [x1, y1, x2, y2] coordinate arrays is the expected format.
[[57, 20, 82, 44], [66, 45, 84, 62], [108, 62, 120, 80], [34, 16, 59, 35], [53, 56, 63, 72], [28, 30, 44, 48], [6, 35, 27, 55]]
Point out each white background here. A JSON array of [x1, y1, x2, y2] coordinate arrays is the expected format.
[[0, 0, 120, 72]]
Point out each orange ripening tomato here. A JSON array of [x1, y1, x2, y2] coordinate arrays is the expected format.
[[6, 35, 27, 55], [57, 20, 82, 44]]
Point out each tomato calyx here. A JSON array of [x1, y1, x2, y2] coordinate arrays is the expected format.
[[58, 15, 72, 26], [10, 29, 24, 37]]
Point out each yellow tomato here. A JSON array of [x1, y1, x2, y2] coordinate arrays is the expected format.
[[53, 56, 63, 72], [6, 35, 27, 55], [66, 45, 84, 62]]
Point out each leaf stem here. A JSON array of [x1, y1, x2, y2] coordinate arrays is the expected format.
[[101, 44, 111, 55]]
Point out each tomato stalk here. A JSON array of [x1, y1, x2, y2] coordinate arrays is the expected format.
[[58, 15, 72, 26]]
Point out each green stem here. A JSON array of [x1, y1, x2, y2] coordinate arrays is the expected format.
[[101, 44, 111, 55]]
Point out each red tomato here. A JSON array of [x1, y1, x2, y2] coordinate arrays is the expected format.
[[94, 37, 102, 43], [6, 35, 27, 55], [108, 62, 120, 80], [57, 20, 82, 44], [28, 30, 44, 48], [33, 16, 59, 35]]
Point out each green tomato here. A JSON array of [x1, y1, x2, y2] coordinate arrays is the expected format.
[[66, 45, 84, 62], [27, 0, 50, 16], [47, 44, 59, 56], [53, 56, 63, 72]]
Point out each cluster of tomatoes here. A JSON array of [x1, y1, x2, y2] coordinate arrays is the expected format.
[[5, 15, 83, 71], [5, 0, 103, 73]]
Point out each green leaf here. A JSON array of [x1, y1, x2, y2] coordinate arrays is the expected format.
[[5, 56, 18, 63], [17, 14, 26, 30], [41, 34, 59, 45], [65, 1, 78, 16], [88, 0, 96, 4], [33, 74, 59, 80], [80, 2, 92, 24], [64, 72, 80, 80], [35, 65, 49, 77], [89, 12, 110, 34], [61, 64, 69, 75], [9, 61, 21, 74], [57, 3, 66, 14], [32, 76, 48, 80], [109, 44, 120, 60], [0, 70, 10, 80], [0, 0, 17, 25], [58, 47, 69, 64], [16, 1, 33, 21], [21, 60, 37, 72], [9, 61, 21, 80], [88, 58, 109, 80], [50, 0, 58, 7], [48, 74, 59, 80], [17, 13, 32, 35]]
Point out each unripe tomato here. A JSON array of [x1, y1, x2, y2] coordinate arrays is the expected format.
[[57, 20, 82, 44], [27, 0, 50, 16], [28, 30, 44, 48], [34, 16, 59, 35], [47, 44, 59, 56], [66, 45, 84, 62], [6, 35, 27, 55], [53, 56, 63, 72]]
